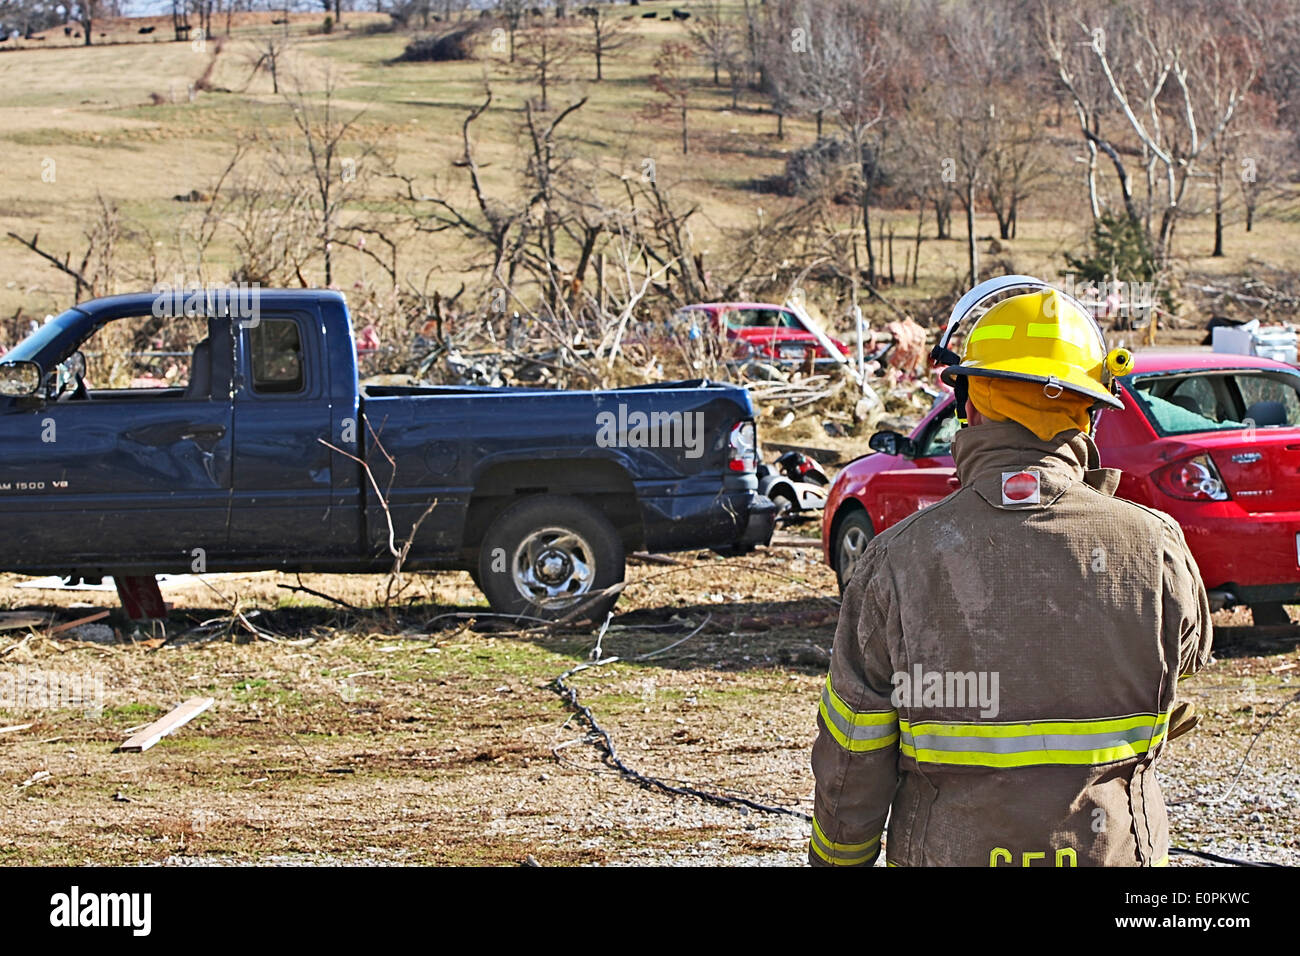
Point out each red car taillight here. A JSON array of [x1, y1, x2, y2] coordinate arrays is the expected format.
[[728, 421, 756, 472], [1154, 454, 1230, 501]]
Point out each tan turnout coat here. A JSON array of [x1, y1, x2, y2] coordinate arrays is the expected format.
[[810, 420, 1213, 867]]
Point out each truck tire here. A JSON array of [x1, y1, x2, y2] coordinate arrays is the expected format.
[[833, 510, 874, 594], [477, 495, 625, 622]]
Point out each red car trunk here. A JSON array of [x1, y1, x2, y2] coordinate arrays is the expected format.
[[1205, 432, 1300, 513]]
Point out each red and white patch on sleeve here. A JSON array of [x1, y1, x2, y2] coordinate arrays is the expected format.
[[1001, 470, 1041, 505]]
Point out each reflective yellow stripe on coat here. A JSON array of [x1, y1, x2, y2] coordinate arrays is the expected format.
[[898, 712, 1169, 768], [818, 674, 898, 753], [810, 816, 880, 866]]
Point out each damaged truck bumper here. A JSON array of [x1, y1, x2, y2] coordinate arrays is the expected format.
[[638, 481, 777, 557]]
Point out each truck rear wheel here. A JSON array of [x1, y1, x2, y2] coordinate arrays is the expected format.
[[477, 495, 625, 622]]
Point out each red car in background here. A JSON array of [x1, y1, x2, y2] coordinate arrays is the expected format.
[[673, 303, 851, 365], [823, 351, 1300, 624]]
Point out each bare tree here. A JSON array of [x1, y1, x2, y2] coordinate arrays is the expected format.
[[8, 196, 127, 300], [496, 0, 527, 63], [245, 30, 295, 94], [1040, 0, 1119, 222], [687, 0, 737, 86], [804, 0, 896, 286], [262, 72, 382, 287], [513, 16, 580, 110], [1054, 1, 1260, 265], [579, 3, 633, 82], [651, 41, 695, 155], [73, 0, 94, 45], [1234, 119, 1292, 234]]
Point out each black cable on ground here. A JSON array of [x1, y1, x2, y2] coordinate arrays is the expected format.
[[549, 656, 812, 822], [1169, 846, 1285, 867]]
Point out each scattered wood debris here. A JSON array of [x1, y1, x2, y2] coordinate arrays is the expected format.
[[118, 697, 214, 753], [0, 612, 46, 631], [47, 610, 111, 637], [15, 769, 51, 790]]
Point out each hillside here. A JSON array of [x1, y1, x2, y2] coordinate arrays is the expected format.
[[1, 4, 1296, 337]]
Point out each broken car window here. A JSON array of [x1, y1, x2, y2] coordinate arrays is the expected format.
[[1128, 370, 1300, 435]]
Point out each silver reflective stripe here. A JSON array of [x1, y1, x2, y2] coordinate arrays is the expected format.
[[810, 818, 879, 866], [820, 685, 897, 744], [899, 723, 1158, 754]]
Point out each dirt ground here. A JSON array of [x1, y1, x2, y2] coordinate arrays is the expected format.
[[0, 522, 1297, 867]]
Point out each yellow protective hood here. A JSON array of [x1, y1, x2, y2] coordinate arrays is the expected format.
[[967, 375, 1093, 441]]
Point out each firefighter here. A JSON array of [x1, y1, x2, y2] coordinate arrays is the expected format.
[[810, 277, 1212, 867]]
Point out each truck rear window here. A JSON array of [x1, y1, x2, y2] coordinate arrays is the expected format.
[[250, 319, 304, 394], [1126, 369, 1300, 435]]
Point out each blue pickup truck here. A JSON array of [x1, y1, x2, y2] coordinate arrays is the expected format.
[[0, 290, 775, 620]]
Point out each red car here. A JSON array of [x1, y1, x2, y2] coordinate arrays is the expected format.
[[673, 303, 851, 365], [823, 350, 1300, 624]]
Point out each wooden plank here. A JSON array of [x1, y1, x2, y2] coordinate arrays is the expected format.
[[118, 697, 214, 753], [47, 609, 111, 637], [0, 612, 47, 632], [0, 723, 33, 735]]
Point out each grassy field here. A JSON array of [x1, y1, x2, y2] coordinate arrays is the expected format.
[[2, 5, 1297, 331], [0, 538, 1297, 866]]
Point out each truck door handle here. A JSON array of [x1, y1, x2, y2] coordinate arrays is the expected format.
[[947, 476, 961, 488], [184, 425, 227, 441]]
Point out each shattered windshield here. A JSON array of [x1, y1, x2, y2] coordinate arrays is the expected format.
[[1126, 369, 1300, 435]]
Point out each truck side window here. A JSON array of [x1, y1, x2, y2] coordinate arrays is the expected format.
[[250, 319, 304, 394]]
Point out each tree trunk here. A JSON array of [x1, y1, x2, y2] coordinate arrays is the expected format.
[[1212, 154, 1225, 258], [861, 157, 876, 287], [777, 111, 784, 140], [913, 205, 923, 285], [965, 181, 978, 285], [681, 105, 688, 154], [595, 43, 602, 81], [1245, 202, 1255, 232], [995, 204, 1011, 241]]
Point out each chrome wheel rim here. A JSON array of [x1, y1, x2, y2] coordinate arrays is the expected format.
[[512, 527, 596, 608]]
